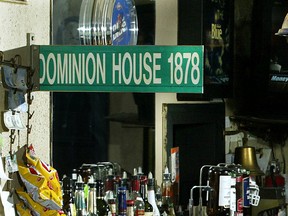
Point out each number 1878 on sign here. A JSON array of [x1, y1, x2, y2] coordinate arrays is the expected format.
[[168, 52, 201, 85]]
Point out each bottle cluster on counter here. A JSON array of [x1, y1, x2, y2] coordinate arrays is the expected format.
[[189, 163, 261, 216], [61, 165, 176, 216]]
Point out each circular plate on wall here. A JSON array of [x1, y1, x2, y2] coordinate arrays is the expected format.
[[84, 0, 95, 45], [91, 0, 100, 45], [78, 0, 87, 45], [79, 0, 95, 45], [79, 0, 138, 46]]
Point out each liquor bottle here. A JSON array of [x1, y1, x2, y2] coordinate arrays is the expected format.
[[147, 172, 160, 216], [104, 170, 116, 216], [127, 200, 135, 216], [131, 168, 145, 216], [140, 175, 153, 216], [155, 183, 163, 212], [108, 198, 117, 216], [62, 175, 77, 216], [206, 166, 219, 216], [160, 166, 173, 216], [168, 203, 176, 216], [235, 169, 243, 216], [72, 169, 78, 193], [229, 165, 254, 216], [74, 175, 88, 216], [104, 168, 115, 203], [242, 169, 251, 216], [120, 171, 130, 200], [87, 176, 97, 216], [118, 186, 127, 216], [218, 166, 231, 215], [227, 164, 242, 216], [95, 178, 111, 216], [206, 166, 230, 216], [137, 167, 145, 179]]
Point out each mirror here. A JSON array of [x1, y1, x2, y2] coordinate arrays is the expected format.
[[52, 0, 155, 178]]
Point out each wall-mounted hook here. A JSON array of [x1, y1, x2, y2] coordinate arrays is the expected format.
[[9, 134, 16, 144], [26, 125, 32, 134], [9, 129, 16, 156], [28, 111, 34, 120], [27, 93, 34, 105], [13, 55, 22, 66], [27, 95, 34, 105]]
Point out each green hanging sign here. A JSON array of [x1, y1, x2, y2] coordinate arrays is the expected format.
[[38, 45, 203, 93]]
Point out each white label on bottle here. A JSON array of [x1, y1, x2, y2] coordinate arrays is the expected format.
[[230, 177, 236, 212], [218, 175, 231, 208]]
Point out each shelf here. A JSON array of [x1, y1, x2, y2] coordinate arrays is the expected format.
[[230, 115, 288, 144], [231, 115, 288, 126]]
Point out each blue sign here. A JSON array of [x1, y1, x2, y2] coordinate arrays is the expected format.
[[112, 0, 131, 45]]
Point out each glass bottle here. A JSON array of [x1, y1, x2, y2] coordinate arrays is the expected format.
[[87, 176, 97, 216], [62, 175, 77, 216], [74, 175, 88, 216], [160, 166, 173, 216], [72, 169, 78, 193], [140, 175, 153, 216], [108, 198, 117, 216], [95, 178, 111, 216], [227, 164, 242, 216], [242, 169, 251, 216], [206, 166, 218, 216], [104, 168, 115, 203], [120, 171, 130, 200], [147, 172, 160, 216], [206, 166, 230, 216], [118, 186, 127, 216], [168, 203, 176, 216], [218, 166, 231, 215], [127, 200, 135, 216], [131, 168, 145, 216], [235, 168, 243, 216]]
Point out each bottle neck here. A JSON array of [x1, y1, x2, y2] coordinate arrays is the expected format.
[[132, 179, 140, 193], [140, 183, 148, 200], [105, 176, 114, 192], [96, 180, 105, 198]]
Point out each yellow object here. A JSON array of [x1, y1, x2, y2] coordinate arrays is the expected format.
[[15, 200, 33, 216], [17, 145, 63, 210], [17, 191, 66, 216]]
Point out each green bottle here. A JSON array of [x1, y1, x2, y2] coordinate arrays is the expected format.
[[74, 175, 88, 216]]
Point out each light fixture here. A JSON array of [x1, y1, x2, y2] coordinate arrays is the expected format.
[[276, 12, 288, 36]]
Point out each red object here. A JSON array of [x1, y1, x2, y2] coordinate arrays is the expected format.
[[265, 175, 285, 187]]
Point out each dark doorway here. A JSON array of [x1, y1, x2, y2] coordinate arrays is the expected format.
[[52, 92, 109, 178], [166, 102, 225, 207]]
